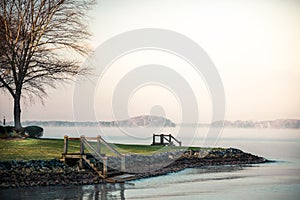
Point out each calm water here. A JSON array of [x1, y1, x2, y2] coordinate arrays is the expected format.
[[1, 127, 300, 199]]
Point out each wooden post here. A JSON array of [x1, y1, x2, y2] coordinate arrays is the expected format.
[[79, 136, 85, 170], [152, 134, 155, 145], [120, 184, 125, 200], [160, 134, 164, 145], [121, 155, 125, 172], [103, 157, 107, 177], [80, 136, 85, 155], [63, 135, 68, 154], [79, 156, 83, 169], [97, 135, 101, 154]]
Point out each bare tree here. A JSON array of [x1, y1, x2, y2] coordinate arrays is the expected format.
[[0, 0, 95, 130]]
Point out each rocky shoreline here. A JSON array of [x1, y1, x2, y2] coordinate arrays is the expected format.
[[0, 160, 106, 188], [0, 148, 269, 188], [135, 148, 269, 179]]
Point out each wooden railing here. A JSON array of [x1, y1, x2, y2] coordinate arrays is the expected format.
[[62, 135, 126, 177], [151, 134, 182, 146]]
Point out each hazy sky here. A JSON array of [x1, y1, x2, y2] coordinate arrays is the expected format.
[[1, 0, 300, 123]]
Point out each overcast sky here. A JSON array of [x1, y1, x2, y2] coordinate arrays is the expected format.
[[1, 0, 300, 123]]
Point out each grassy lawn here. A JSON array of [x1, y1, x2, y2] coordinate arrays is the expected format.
[[113, 143, 188, 155], [0, 138, 77, 161], [0, 138, 203, 161]]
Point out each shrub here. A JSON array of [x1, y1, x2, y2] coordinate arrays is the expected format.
[[0, 126, 15, 138], [25, 126, 44, 138]]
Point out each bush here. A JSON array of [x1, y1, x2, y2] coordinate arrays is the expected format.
[[25, 126, 44, 138], [0, 125, 14, 134], [0, 126, 15, 138]]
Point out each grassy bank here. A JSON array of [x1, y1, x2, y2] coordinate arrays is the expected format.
[[0, 138, 203, 161]]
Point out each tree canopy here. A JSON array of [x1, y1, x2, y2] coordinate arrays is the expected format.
[[0, 0, 95, 129]]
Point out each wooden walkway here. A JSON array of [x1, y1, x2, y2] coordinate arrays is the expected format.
[[61, 135, 136, 183]]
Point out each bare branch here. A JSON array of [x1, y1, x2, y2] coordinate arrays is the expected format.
[[0, 0, 96, 128], [0, 0, 95, 98]]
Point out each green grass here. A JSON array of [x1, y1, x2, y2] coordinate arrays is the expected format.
[[0, 138, 80, 161], [113, 143, 188, 155], [0, 138, 206, 161]]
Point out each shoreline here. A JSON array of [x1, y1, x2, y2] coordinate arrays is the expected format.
[[133, 148, 269, 179], [0, 148, 269, 188]]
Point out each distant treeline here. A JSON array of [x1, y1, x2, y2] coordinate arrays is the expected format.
[[181, 119, 300, 129], [3, 115, 176, 127], [3, 117, 300, 129]]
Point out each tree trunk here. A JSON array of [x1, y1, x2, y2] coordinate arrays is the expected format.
[[14, 91, 22, 130]]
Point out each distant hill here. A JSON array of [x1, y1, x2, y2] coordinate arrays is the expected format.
[[107, 115, 176, 127], [210, 119, 300, 129], [8, 115, 176, 127]]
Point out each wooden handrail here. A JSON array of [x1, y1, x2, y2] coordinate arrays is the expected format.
[[152, 133, 182, 146], [80, 137, 105, 160], [100, 139, 122, 158], [169, 134, 182, 146], [63, 135, 126, 176], [68, 137, 81, 141], [64, 135, 123, 158], [85, 137, 99, 140], [66, 137, 99, 141], [80, 136, 125, 171]]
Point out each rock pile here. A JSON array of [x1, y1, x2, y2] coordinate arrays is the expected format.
[[133, 148, 268, 179], [107, 150, 186, 173], [0, 160, 104, 188], [105, 148, 267, 177]]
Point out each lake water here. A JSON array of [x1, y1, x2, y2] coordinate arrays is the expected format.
[[1, 127, 300, 199]]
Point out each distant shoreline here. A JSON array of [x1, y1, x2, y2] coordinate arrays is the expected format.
[[3, 117, 300, 129]]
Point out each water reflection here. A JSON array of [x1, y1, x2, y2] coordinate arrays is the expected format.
[[0, 183, 129, 200], [2, 163, 297, 200], [82, 184, 126, 200], [0, 166, 248, 200]]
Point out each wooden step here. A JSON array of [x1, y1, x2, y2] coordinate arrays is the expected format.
[[82, 155, 105, 179], [107, 170, 123, 177], [106, 174, 137, 183]]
